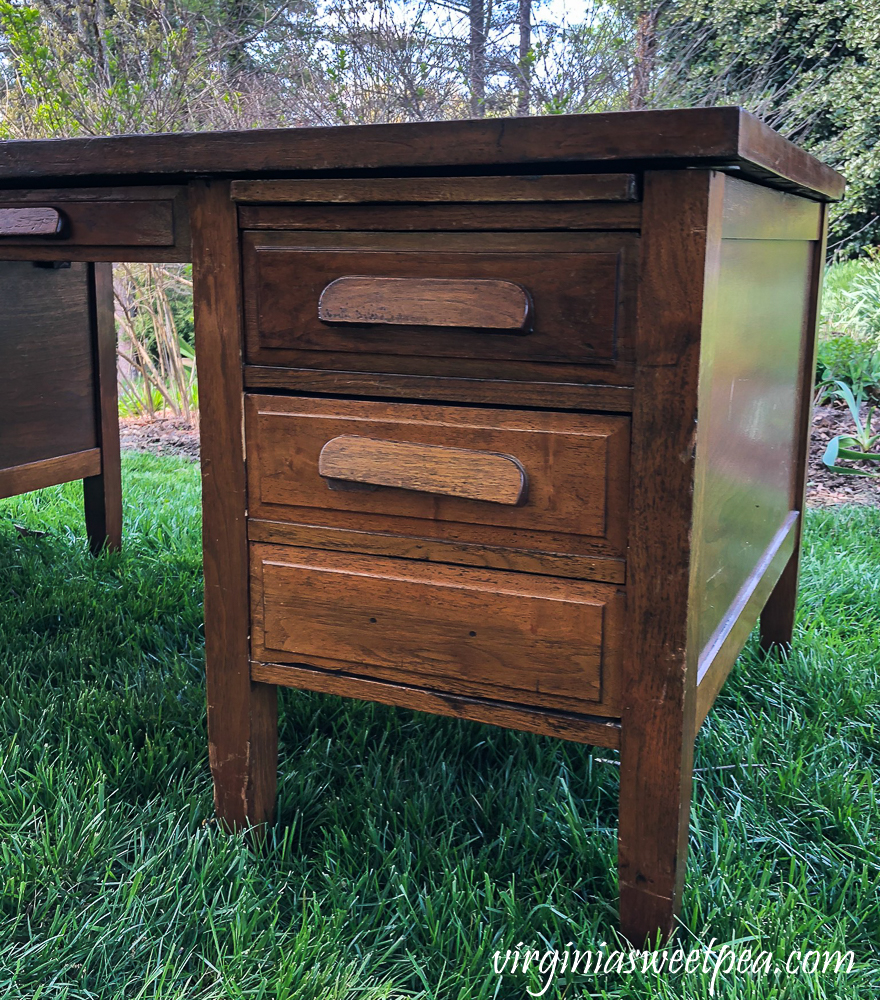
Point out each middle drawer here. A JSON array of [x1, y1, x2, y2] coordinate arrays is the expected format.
[[245, 395, 630, 565]]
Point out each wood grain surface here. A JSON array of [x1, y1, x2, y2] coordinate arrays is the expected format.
[[0, 262, 98, 469], [243, 365, 635, 412], [617, 170, 722, 945], [251, 660, 622, 748], [697, 512, 797, 729], [318, 276, 532, 330], [0, 109, 844, 200], [0, 448, 100, 500], [247, 518, 626, 583], [191, 179, 277, 829], [237, 202, 643, 233], [0, 207, 62, 236], [251, 543, 624, 714], [689, 179, 816, 656], [82, 262, 122, 554], [318, 435, 528, 505], [244, 231, 627, 368], [761, 202, 829, 651], [231, 173, 639, 204], [0, 199, 172, 245]]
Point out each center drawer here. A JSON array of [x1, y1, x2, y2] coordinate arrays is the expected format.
[[245, 395, 630, 562]]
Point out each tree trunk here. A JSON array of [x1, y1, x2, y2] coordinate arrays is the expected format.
[[469, 0, 486, 117], [516, 0, 531, 117], [629, 5, 666, 110]]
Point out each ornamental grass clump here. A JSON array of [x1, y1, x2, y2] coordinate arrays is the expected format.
[[822, 380, 880, 478]]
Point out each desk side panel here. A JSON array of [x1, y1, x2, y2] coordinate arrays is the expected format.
[[0, 262, 98, 470], [691, 177, 820, 684]]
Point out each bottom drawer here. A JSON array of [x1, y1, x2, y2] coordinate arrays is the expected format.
[[250, 542, 623, 714]]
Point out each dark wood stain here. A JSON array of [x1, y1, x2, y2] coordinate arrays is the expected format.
[[82, 262, 123, 553], [251, 543, 625, 714], [244, 231, 627, 368], [318, 276, 533, 331], [191, 179, 277, 828], [0, 207, 62, 236], [0, 109, 844, 200], [245, 395, 630, 559], [0, 262, 98, 468], [231, 173, 640, 204]]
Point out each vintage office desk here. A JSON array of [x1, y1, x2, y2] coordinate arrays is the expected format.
[[0, 256, 120, 554], [0, 108, 843, 943]]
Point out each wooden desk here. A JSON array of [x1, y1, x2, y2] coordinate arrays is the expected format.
[[0, 108, 844, 944]]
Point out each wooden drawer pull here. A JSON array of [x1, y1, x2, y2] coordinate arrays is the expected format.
[[0, 207, 63, 237], [318, 276, 532, 330], [318, 435, 528, 505]]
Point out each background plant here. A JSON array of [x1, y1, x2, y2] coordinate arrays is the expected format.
[[821, 380, 880, 478], [817, 256, 880, 404], [115, 264, 197, 423]]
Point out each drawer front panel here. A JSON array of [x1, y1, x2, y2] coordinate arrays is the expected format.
[[251, 543, 623, 713], [0, 197, 175, 246], [246, 395, 630, 556], [243, 231, 628, 367]]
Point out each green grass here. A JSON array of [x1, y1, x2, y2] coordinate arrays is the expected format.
[[0, 454, 878, 998]]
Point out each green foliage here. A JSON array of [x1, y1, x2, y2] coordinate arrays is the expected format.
[[116, 264, 197, 421], [0, 0, 257, 136], [816, 334, 880, 403], [0, 459, 878, 996], [650, 1, 880, 254], [822, 380, 880, 478], [817, 256, 880, 402]]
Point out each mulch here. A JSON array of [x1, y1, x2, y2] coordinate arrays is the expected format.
[[808, 404, 879, 507], [119, 415, 200, 460], [121, 405, 880, 508]]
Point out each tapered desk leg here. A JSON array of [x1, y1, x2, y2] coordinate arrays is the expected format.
[[619, 711, 695, 944], [191, 178, 278, 828], [83, 262, 122, 554]]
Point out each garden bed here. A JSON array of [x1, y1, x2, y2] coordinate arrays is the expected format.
[[809, 404, 880, 507], [120, 415, 200, 460]]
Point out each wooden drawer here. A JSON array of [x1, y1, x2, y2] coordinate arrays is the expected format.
[[251, 543, 623, 714], [0, 187, 184, 247], [243, 231, 633, 369], [245, 395, 630, 565]]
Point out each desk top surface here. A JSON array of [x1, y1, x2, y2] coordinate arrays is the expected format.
[[0, 107, 844, 202]]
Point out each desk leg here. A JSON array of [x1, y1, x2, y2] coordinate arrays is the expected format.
[[83, 262, 122, 554], [618, 170, 719, 943], [191, 179, 278, 828], [618, 356, 698, 944], [759, 551, 800, 651]]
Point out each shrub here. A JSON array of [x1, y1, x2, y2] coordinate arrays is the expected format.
[[816, 333, 880, 404], [817, 254, 880, 403]]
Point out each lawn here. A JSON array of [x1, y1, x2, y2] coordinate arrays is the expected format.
[[0, 453, 878, 998]]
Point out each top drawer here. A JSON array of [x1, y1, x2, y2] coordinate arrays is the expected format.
[[243, 231, 633, 369]]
